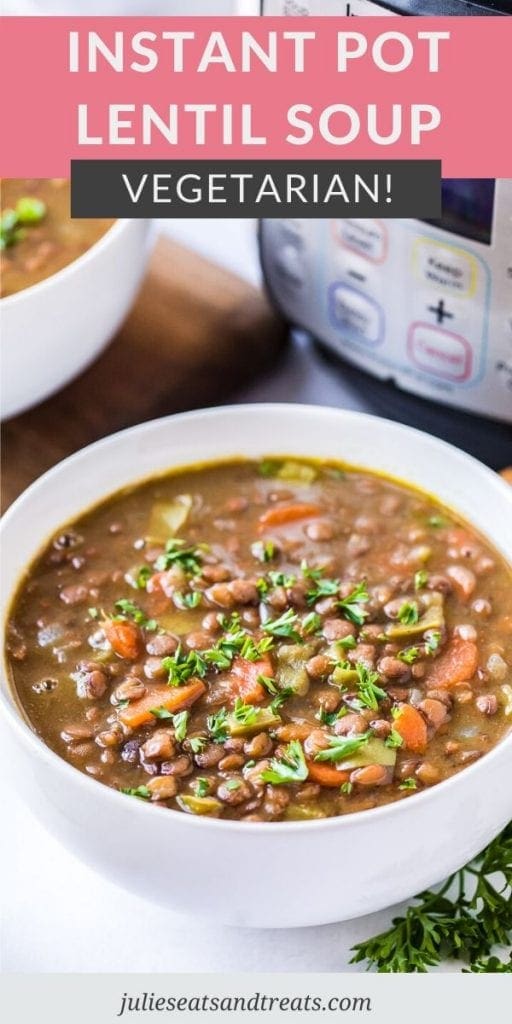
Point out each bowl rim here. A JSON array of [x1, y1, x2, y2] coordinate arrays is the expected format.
[[0, 216, 138, 310], [1, 402, 511, 835]]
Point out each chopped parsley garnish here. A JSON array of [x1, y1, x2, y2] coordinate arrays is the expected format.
[[257, 674, 279, 696], [134, 565, 152, 590], [399, 777, 418, 791], [398, 646, 420, 665], [150, 706, 173, 720], [425, 631, 442, 654], [317, 706, 347, 726], [232, 699, 259, 727], [414, 570, 428, 591], [174, 590, 202, 610], [206, 708, 229, 744], [355, 663, 387, 711], [155, 539, 203, 576], [172, 710, 189, 743], [262, 608, 302, 642], [269, 687, 294, 713], [337, 581, 369, 626], [302, 562, 340, 604], [251, 540, 276, 563], [189, 736, 207, 754], [427, 514, 447, 528], [120, 785, 151, 800], [113, 599, 157, 631], [340, 781, 353, 795], [226, 779, 241, 791], [386, 729, 404, 749], [162, 646, 207, 686], [337, 634, 357, 651], [314, 732, 371, 764], [258, 459, 281, 477], [261, 740, 308, 785], [268, 570, 297, 588], [1, 196, 46, 250], [302, 611, 322, 635], [88, 607, 99, 620], [195, 777, 210, 797], [397, 601, 419, 626]]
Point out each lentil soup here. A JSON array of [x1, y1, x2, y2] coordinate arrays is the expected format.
[[6, 458, 512, 822], [0, 179, 114, 298]]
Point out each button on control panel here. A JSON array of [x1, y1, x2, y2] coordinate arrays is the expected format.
[[407, 324, 473, 382], [328, 282, 384, 347]]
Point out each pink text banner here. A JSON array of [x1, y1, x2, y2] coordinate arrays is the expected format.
[[1, 15, 511, 178]]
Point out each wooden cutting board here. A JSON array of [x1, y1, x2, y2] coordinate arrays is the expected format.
[[1, 235, 288, 511]]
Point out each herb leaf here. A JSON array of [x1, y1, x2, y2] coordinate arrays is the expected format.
[[337, 581, 369, 626], [262, 608, 302, 642], [314, 732, 371, 764], [261, 740, 308, 785]]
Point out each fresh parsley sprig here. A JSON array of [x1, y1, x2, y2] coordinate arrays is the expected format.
[[350, 822, 512, 972]]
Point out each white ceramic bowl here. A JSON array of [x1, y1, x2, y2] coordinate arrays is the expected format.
[[1, 404, 511, 928], [1, 218, 151, 419]]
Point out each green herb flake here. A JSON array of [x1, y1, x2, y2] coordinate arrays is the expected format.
[[397, 601, 420, 626], [399, 777, 418, 791], [114, 598, 157, 631], [262, 608, 301, 643], [155, 538, 203, 576], [314, 732, 371, 764], [174, 590, 202, 610], [398, 646, 420, 665], [427, 514, 447, 528], [261, 739, 308, 785], [355, 663, 387, 712], [414, 570, 429, 591], [340, 781, 353, 795], [337, 634, 357, 651], [206, 708, 229, 744], [189, 736, 207, 755], [258, 459, 281, 478], [120, 785, 151, 801], [195, 777, 210, 798], [251, 540, 276, 563], [386, 729, 404, 749], [337, 581, 369, 626], [150, 706, 173, 720], [257, 674, 279, 696], [302, 611, 322, 635], [172, 710, 189, 742], [425, 631, 442, 655], [226, 779, 241, 791]]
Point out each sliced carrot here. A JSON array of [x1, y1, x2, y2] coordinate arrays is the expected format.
[[119, 678, 206, 730], [427, 638, 479, 689], [228, 655, 272, 705], [307, 760, 350, 788], [258, 503, 322, 532], [104, 619, 143, 660], [393, 703, 428, 754]]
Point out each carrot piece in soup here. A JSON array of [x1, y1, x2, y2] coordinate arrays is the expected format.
[[307, 760, 350, 788], [228, 656, 272, 704], [258, 503, 322, 532], [104, 618, 143, 660], [119, 678, 206, 729], [393, 703, 428, 754], [427, 638, 479, 689]]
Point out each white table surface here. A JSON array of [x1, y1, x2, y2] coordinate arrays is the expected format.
[[0, 218, 477, 974]]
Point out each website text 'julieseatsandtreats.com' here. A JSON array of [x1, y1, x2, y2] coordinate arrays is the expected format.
[[0, 0, 511, 1010]]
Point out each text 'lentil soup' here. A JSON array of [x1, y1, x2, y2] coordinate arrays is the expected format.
[[0, 179, 114, 298], [6, 459, 512, 822]]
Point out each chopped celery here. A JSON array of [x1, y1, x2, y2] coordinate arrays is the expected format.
[[177, 794, 222, 817], [331, 664, 359, 687], [276, 642, 316, 696], [285, 804, 327, 821], [331, 737, 397, 770], [227, 706, 281, 737], [386, 603, 444, 640], [276, 461, 317, 485], [146, 494, 192, 542]]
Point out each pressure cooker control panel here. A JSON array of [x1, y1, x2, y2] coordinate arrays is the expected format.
[[260, 179, 512, 420]]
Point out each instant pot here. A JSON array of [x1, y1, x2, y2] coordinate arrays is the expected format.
[[256, 0, 512, 424]]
